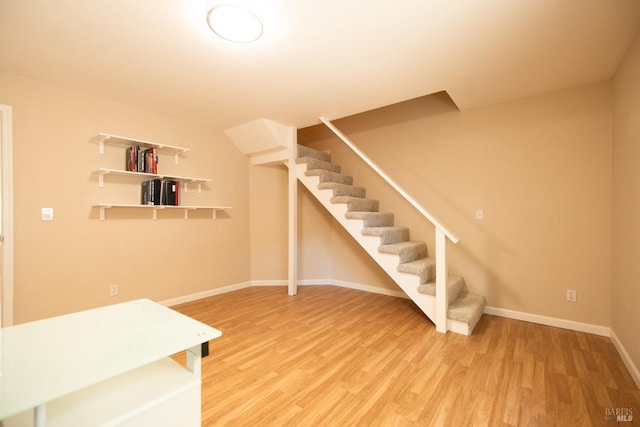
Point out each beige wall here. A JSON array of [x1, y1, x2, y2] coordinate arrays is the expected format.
[[612, 33, 640, 375], [248, 164, 288, 281], [248, 162, 334, 283], [0, 70, 251, 324], [299, 82, 613, 326]]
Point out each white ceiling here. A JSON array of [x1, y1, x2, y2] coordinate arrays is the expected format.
[[1, 0, 639, 130]]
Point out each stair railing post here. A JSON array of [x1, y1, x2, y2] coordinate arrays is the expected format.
[[435, 228, 448, 333], [287, 126, 298, 296]]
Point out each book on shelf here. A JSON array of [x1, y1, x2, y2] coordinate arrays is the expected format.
[[125, 146, 136, 172], [126, 146, 158, 174], [141, 179, 179, 206]]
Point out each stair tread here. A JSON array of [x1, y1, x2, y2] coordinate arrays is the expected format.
[[305, 169, 351, 179], [331, 196, 379, 212], [379, 241, 425, 252], [398, 257, 435, 272], [318, 182, 366, 198], [346, 211, 393, 218], [331, 196, 378, 203], [362, 226, 410, 245], [417, 275, 465, 304], [398, 257, 436, 284], [379, 240, 426, 264], [448, 292, 486, 326], [345, 211, 395, 227], [296, 157, 341, 173], [297, 145, 331, 162], [362, 226, 409, 235], [304, 169, 354, 185]]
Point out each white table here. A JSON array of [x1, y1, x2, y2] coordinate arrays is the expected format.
[[0, 299, 221, 426]]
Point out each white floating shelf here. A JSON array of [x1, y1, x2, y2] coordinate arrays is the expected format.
[[93, 203, 231, 220], [94, 168, 212, 193], [94, 132, 190, 163]]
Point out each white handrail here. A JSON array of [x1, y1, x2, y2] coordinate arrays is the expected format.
[[319, 117, 460, 244]]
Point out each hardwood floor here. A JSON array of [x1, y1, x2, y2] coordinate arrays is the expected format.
[[171, 286, 640, 426]]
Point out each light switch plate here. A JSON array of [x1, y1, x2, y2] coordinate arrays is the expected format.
[[41, 207, 54, 221]]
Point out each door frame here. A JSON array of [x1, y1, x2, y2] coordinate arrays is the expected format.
[[1, 104, 14, 327]]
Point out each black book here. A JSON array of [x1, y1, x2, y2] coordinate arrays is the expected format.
[[150, 179, 162, 205], [141, 180, 150, 205], [162, 180, 177, 205], [141, 179, 162, 205]]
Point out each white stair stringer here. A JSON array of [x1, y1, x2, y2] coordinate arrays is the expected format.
[[295, 148, 485, 335]]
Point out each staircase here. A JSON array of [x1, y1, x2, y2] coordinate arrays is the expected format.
[[296, 144, 486, 335]]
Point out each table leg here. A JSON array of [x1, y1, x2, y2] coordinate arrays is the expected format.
[[34, 404, 46, 427], [186, 344, 201, 377]]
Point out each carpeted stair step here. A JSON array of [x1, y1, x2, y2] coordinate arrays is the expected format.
[[318, 182, 366, 198], [362, 226, 410, 245], [305, 169, 354, 185], [296, 157, 341, 173], [345, 211, 395, 227], [417, 274, 465, 304], [398, 257, 436, 284], [448, 292, 486, 332], [331, 196, 379, 212], [297, 145, 331, 162], [379, 241, 427, 263]]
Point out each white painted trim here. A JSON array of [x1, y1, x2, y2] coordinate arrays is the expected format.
[[296, 279, 331, 286], [484, 306, 610, 337], [434, 229, 448, 333], [287, 125, 298, 296], [159, 281, 252, 307], [0, 104, 14, 327], [610, 329, 640, 390]]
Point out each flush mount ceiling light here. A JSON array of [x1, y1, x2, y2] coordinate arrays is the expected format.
[[207, 4, 263, 43]]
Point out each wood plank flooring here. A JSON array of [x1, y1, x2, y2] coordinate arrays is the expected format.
[[171, 286, 640, 426]]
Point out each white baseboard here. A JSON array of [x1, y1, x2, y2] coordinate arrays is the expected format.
[[159, 281, 252, 307], [610, 329, 640, 390], [484, 306, 610, 337], [297, 279, 332, 286], [160, 279, 405, 306]]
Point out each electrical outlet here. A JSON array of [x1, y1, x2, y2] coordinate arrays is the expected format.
[[566, 289, 577, 302], [475, 209, 484, 220], [109, 284, 119, 297]]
